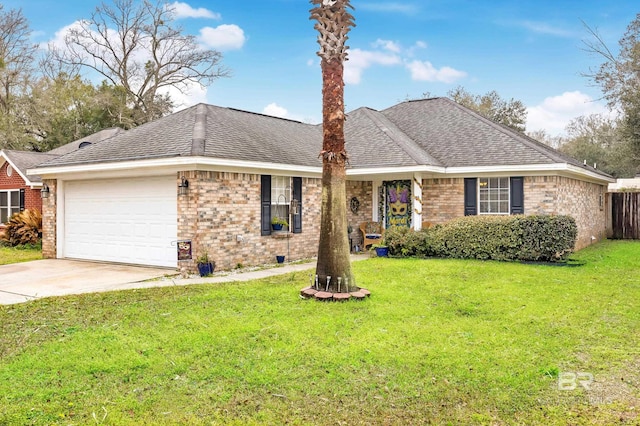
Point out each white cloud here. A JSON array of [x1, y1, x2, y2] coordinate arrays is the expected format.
[[162, 82, 208, 110], [406, 40, 428, 58], [199, 24, 246, 51], [344, 48, 401, 84], [518, 20, 573, 37], [406, 60, 467, 83], [372, 39, 401, 53], [45, 21, 84, 50], [527, 91, 609, 136], [169, 2, 220, 19], [263, 103, 289, 118]]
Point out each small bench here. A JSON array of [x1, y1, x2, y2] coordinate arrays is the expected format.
[[360, 221, 384, 249]]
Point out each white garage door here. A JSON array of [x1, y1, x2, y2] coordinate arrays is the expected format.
[[64, 176, 177, 267]]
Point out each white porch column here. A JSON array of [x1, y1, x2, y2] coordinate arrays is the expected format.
[[372, 179, 382, 222], [412, 173, 423, 230]]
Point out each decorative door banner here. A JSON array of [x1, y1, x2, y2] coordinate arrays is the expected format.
[[384, 180, 411, 229], [177, 240, 192, 260]]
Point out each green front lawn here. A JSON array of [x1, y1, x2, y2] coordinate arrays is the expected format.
[[0, 243, 42, 265], [1, 240, 639, 425]]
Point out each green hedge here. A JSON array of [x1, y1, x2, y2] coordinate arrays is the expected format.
[[384, 215, 577, 262]]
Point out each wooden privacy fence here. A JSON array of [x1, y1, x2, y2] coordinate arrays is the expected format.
[[611, 192, 640, 239]]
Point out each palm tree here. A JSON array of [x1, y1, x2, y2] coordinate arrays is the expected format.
[[310, 0, 357, 293]]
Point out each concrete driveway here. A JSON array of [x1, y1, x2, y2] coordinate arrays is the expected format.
[[0, 259, 175, 305]]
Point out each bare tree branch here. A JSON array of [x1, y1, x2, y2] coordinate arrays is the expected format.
[[50, 0, 229, 125]]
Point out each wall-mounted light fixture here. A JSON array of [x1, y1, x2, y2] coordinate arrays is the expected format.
[[178, 176, 189, 195], [41, 183, 50, 199]]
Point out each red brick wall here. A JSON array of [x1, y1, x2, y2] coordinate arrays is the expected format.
[[0, 161, 43, 212]]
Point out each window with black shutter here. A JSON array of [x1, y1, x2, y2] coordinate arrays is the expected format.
[[292, 177, 302, 233], [261, 175, 303, 235], [260, 175, 272, 236], [465, 176, 524, 216], [464, 178, 478, 216], [19, 188, 25, 211], [510, 177, 524, 215]]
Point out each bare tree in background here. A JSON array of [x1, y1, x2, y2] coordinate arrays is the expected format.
[[50, 0, 228, 126], [310, 0, 357, 293], [0, 5, 39, 149], [583, 14, 640, 172]]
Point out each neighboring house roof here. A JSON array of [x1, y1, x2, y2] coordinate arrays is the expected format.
[[0, 150, 58, 185], [1, 127, 126, 184], [609, 177, 640, 191], [30, 98, 614, 183]]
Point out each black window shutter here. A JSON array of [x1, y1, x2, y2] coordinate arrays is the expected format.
[[292, 177, 302, 233], [510, 177, 524, 215], [464, 178, 477, 216], [19, 189, 25, 211], [261, 175, 271, 236]]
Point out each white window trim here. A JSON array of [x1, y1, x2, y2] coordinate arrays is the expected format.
[[0, 189, 21, 223], [478, 177, 510, 215], [271, 175, 292, 231]]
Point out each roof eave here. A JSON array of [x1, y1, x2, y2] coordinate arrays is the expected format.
[[0, 150, 42, 187], [444, 163, 615, 183], [29, 156, 323, 180], [28, 156, 615, 185]]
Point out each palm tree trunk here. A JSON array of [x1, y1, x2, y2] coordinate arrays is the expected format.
[[315, 58, 356, 293]]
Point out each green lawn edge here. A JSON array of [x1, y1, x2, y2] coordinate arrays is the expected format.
[[1, 240, 638, 425]]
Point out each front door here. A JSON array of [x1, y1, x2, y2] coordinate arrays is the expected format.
[[382, 180, 412, 229]]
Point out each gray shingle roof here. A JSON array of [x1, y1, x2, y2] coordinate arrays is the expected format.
[[382, 98, 553, 166], [202, 105, 322, 167], [1, 150, 59, 182], [47, 127, 124, 156], [40, 104, 325, 168], [33, 98, 611, 179], [345, 107, 442, 168]]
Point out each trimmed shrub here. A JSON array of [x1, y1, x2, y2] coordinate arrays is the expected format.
[[1, 209, 42, 246], [514, 215, 577, 261], [427, 216, 522, 261], [385, 215, 577, 262], [384, 226, 429, 257]]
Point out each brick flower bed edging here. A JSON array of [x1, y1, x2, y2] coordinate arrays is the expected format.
[[300, 286, 371, 302]]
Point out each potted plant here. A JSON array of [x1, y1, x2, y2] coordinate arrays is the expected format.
[[271, 216, 288, 231], [371, 243, 389, 258], [196, 252, 215, 276]]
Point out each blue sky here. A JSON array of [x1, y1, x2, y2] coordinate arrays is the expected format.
[[6, 0, 639, 136]]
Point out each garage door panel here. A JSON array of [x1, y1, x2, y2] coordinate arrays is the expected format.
[[64, 176, 177, 267]]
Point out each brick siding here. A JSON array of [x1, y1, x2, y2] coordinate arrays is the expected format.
[[41, 179, 56, 258], [177, 171, 322, 275], [346, 180, 372, 250], [525, 176, 606, 249], [420, 176, 606, 250], [0, 161, 42, 213], [41, 172, 607, 268], [422, 178, 465, 225]]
